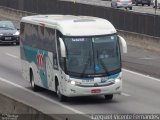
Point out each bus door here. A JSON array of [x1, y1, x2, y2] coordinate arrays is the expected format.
[[56, 31, 67, 92]]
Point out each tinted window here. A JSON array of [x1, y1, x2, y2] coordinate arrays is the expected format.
[[0, 21, 16, 30], [22, 23, 56, 52]]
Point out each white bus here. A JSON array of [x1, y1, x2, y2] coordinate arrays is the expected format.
[[20, 15, 127, 101]]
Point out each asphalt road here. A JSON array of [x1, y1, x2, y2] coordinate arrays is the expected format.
[[1, 40, 160, 116], [61, 0, 160, 15], [122, 46, 160, 79], [0, 17, 160, 118]]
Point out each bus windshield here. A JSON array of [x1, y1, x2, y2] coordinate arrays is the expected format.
[[64, 34, 121, 77]]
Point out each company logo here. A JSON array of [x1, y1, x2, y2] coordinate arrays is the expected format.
[[36, 51, 45, 70], [101, 77, 108, 83], [101, 77, 108, 81], [95, 65, 101, 71]]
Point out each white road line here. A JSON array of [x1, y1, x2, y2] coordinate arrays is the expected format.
[[5, 53, 160, 83], [139, 57, 154, 60], [0, 77, 84, 114], [6, 53, 19, 59], [123, 69, 160, 82], [3, 53, 160, 99], [121, 93, 130, 97]]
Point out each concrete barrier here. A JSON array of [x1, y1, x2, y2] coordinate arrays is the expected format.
[[0, 92, 90, 120], [118, 30, 160, 52], [0, 93, 55, 120], [0, 6, 35, 21]]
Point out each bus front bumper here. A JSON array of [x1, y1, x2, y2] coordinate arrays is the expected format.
[[64, 81, 122, 97]]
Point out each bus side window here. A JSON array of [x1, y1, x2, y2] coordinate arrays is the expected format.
[[53, 53, 58, 70]]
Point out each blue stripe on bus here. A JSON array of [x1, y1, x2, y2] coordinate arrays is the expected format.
[[108, 73, 120, 79], [23, 45, 49, 89]]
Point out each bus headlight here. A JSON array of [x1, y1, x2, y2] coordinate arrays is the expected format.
[[115, 78, 120, 83], [68, 80, 80, 86], [70, 81, 76, 85]]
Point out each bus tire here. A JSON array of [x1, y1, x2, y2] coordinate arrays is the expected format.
[[129, 7, 132, 10], [104, 94, 113, 100], [15, 42, 19, 45], [56, 83, 67, 102], [30, 70, 40, 91]]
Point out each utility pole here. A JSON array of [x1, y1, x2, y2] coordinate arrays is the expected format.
[[155, 0, 157, 14]]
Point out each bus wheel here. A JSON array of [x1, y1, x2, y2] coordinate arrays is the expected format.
[[56, 84, 67, 102], [30, 70, 40, 91], [104, 94, 113, 100], [15, 42, 19, 45]]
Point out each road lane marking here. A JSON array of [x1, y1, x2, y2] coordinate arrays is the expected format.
[[123, 69, 160, 82], [4, 53, 160, 83], [6, 53, 19, 59], [0, 77, 84, 114], [139, 57, 160, 60], [0, 76, 131, 116], [139, 57, 154, 60], [121, 93, 130, 97]]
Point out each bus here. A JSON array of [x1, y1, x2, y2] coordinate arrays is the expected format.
[[20, 15, 127, 101]]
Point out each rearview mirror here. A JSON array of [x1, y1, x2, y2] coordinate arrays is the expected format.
[[118, 35, 127, 54], [59, 38, 66, 58]]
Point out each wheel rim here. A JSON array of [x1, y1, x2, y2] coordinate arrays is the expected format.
[[57, 85, 60, 96], [31, 80, 34, 88]]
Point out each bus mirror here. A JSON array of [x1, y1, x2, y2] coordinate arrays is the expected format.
[[118, 35, 127, 54], [59, 38, 66, 58]]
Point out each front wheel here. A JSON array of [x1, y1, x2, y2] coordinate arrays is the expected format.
[[56, 84, 67, 102], [15, 42, 19, 45], [104, 94, 113, 100], [129, 7, 132, 10]]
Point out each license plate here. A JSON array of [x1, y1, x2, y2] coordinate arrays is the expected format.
[[5, 37, 12, 40], [91, 89, 101, 94], [82, 79, 94, 83], [94, 78, 101, 83]]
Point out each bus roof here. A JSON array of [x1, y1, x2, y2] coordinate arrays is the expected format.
[[21, 15, 117, 36]]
